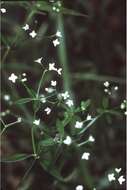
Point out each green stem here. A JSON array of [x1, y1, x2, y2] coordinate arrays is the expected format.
[[36, 69, 47, 98]]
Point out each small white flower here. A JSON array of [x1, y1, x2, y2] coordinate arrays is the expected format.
[[120, 103, 125, 109], [118, 175, 125, 185], [1, 8, 6, 13], [86, 114, 92, 121], [4, 95, 10, 101], [63, 136, 72, 145], [104, 81, 110, 87], [124, 111, 127, 115], [114, 86, 118, 91], [56, 8, 60, 12], [34, 57, 43, 64], [81, 152, 90, 160], [108, 173, 115, 182], [75, 121, 83, 129], [66, 99, 74, 107], [61, 91, 70, 100], [33, 119, 40, 126], [45, 87, 54, 93], [49, 63, 57, 71], [22, 73, 26, 76], [52, 6, 56, 11], [44, 107, 51, 115], [53, 39, 60, 47], [88, 135, 95, 142], [17, 117, 22, 122], [8, 73, 18, 83], [29, 30, 37, 38], [115, 168, 121, 173], [22, 24, 29, 31], [57, 68, 62, 75], [56, 30, 62, 38], [75, 185, 84, 190], [104, 89, 108, 93], [51, 80, 57, 87], [21, 78, 27, 82]]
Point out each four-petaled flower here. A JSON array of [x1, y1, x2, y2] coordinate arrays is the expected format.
[[88, 135, 95, 142], [63, 136, 72, 145], [53, 39, 60, 47], [1, 8, 6, 13], [51, 80, 57, 87], [22, 24, 29, 31], [108, 173, 115, 182], [29, 30, 37, 38], [75, 121, 83, 129], [8, 73, 18, 83], [75, 185, 84, 190], [44, 107, 51, 115], [66, 99, 74, 107], [81, 152, 90, 160], [61, 91, 70, 100], [86, 114, 92, 121], [115, 168, 121, 173], [118, 175, 125, 185], [33, 119, 40, 126], [49, 63, 57, 71], [57, 68, 62, 75], [104, 81, 110, 87], [56, 30, 62, 38], [34, 57, 43, 64]]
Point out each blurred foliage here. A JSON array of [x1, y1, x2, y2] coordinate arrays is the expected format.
[[1, 0, 126, 190]]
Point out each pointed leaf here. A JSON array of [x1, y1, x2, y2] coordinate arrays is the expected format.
[[1, 154, 33, 163]]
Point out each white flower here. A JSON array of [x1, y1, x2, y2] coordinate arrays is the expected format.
[[1, 8, 6, 13], [56, 30, 62, 38], [8, 73, 18, 83], [22, 73, 26, 76], [88, 135, 95, 142], [45, 87, 54, 93], [33, 119, 40, 126], [21, 78, 27, 82], [53, 39, 60, 47], [34, 57, 43, 64], [61, 91, 70, 100], [81, 152, 90, 160], [49, 63, 57, 71], [86, 114, 92, 121], [118, 175, 125, 185], [51, 80, 57, 87], [114, 86, 118, 91], [66, 99, 74, 107], [63, 136, 72, 145], [104, 89, 108, 93], [44, 107, 51, 115], [75, 185, 84, 190], [17, 117, 22, 122], [29, 30, 37, 38], [22, 24, 29, 31], [52, 6, 56, 11], [115, 168, 121, 173], [124, 111, 127, 115], [104, 81, 110, 87], [108, 173, 115, 182], [75, 121, 83, 129], [120, 103, 125, 109], [57, 68, 62, 75], [4, 95, 10, 101]]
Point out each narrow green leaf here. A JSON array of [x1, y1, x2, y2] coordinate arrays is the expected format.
[[15, 98, 35, 104], [1, 154, 33, 163], [102, 97, 109, 109], [40, 160, 65, 182], [39, 138, 55, 147]]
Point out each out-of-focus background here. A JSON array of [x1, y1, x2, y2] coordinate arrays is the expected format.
[[1, 0, 126, 190]]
